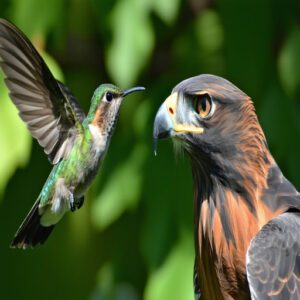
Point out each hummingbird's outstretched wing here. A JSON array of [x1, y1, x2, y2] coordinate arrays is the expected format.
[[57, 81, 85, 123], [0, 19, 85, 164], [246, 212, 300, 299]]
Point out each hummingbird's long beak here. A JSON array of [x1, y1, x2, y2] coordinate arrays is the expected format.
[[123, 86, 145, 97]]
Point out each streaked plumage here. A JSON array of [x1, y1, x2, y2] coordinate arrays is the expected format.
[[153, 74, 300, 299], [0, 19, 145, 248]]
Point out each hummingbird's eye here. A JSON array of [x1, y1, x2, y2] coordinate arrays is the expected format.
[[106, 92, 114, 102]]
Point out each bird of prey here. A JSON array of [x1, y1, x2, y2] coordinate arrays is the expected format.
[[153, 74, 300, 299], [0, 19, 145, 249]]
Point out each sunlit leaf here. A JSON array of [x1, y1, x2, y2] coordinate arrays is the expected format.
[[144, 232, 194, 300], [91, 143, 148, 229], [151, 0, 180, 25], [0, 75, 31, 197], [106, 0, 154, 87]]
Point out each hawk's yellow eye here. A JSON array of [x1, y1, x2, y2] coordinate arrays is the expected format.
[[194, 94, 213, 119]]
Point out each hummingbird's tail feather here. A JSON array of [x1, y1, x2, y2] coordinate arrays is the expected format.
[[10, 200, 54, 249]]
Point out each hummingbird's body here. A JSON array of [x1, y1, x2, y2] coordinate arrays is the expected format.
[[38, 122, 105, 227], [0, 19, 144, 248]]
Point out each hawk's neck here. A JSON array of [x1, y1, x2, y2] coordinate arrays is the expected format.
[[191, 159, 296, 298]]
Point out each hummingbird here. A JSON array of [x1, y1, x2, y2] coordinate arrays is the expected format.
[[0, 19, 145, 249]]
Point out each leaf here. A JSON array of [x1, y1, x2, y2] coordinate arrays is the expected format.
[[278, 27, 300, 99], [94, 263, 114, 299], [0, 75, 31, 197], [106, 0, 154, 87], [92, 263, 139, 300], [195, 9, 223, 53], [41, 50, 64, 82], [194, 9, 224, 74], [91, 143, 148, 229], [144, 232, 194, 300], [151, 0, 180, 25], [10, 0, 64, 37], [132, 99, 152, 137]]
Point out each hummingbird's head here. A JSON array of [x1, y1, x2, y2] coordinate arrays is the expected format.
[[88, 84, 145, 135]]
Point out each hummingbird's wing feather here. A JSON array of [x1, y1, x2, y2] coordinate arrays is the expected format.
[[57, 81, 85, 123], [0, 19, 84, 164]]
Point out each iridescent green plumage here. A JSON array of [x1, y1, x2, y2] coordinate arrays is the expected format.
[[0, 19, 145, 248]]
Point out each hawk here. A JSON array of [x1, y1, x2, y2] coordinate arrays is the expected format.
[[153, 74, 300, 299]]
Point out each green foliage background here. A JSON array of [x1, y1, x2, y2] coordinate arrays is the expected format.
[[0, 0, 300, 299]]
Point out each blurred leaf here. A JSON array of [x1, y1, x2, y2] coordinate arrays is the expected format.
[[41, 50, 64, 81], [195, 9, 223, 53], [114, 284, 139, 300], [92, 272, 139, 300], [11, 0, 64, 37], [106, 0, 154, 87], [151, 0, 180, 25], [91, 143, 147, 229], [92, 263, 114, 300], [172, 9, 225, 79], [194, 9, 224, 74], [144, 232, 194, 300], [278, 27, 300, 99], [132, 98, 152, 137], [0, 75, 31, 197]]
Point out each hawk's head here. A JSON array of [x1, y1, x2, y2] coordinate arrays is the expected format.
[[153, 74, 270, 194]]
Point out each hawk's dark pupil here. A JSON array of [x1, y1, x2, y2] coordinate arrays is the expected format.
[[201, 97, 207, 112], [106, 92, 113, 102]]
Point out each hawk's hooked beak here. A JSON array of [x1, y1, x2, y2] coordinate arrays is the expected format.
[[153, 92, 204, 155], [123, 86, 145, 97]]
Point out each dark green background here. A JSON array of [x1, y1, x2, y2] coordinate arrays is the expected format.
[[1, 0, 300, 299]]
